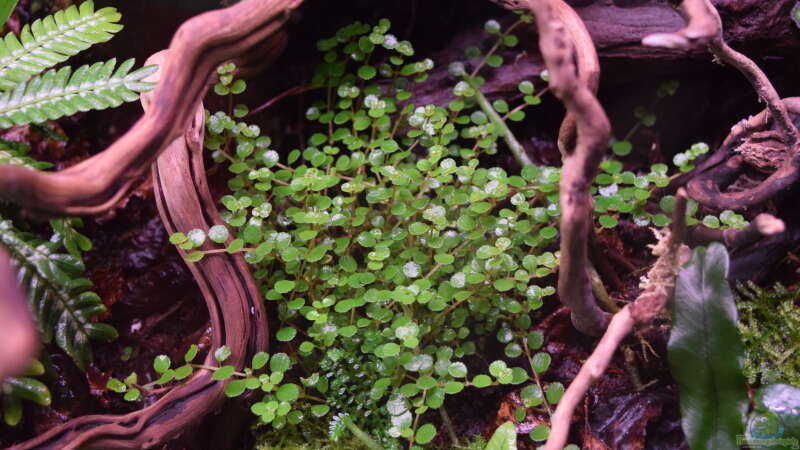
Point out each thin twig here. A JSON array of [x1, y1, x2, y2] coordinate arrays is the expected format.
[[439, 407, 460, 446], [645, 0, 800, 211], [247, 85, 319, 117]]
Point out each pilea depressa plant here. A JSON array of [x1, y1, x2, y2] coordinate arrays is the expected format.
[[105, 15, 751, 448]]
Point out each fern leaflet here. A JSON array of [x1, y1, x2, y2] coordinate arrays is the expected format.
[[0, 58, 156, 128], [0, 0, 123, 90]]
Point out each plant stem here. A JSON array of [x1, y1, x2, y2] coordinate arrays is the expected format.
[[247, 85, 320, 117], [587, 261, 619, 313], [439, 407, 460, 446], [190, 364, 247, 378], [523, 338, 552, 416], [202, 247, 256, 255], [470, 20, 524, 78], [469, 79, 533, 167], [342, 416, 385, 450]]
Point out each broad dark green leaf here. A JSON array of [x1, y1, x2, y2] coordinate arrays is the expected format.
[[669, 243, 747, 450]]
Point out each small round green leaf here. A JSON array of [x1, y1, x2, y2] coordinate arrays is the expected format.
[[415, 423, 437, 445], [153, 355, 171, 374], [276, 327, 297, 342]]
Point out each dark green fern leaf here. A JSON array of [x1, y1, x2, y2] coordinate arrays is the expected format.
[[0, 0, 123, 90], [0, 58, 156, 127], [0, 219, 116, 369]]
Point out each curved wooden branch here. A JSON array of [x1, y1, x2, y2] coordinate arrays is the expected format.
[[645, 0, 800, 211], [545, 189, 690, 450], [647, 0, 800, 147], [687, 98, 800, 210], [0, 0, 301, 217], [0, 247, 38, 382], [3, 0, 303, 445], [520, 0, 611, 336], [641, 0, 719, 49]]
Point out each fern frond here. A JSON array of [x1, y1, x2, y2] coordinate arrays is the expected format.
[[0, 219, 117, 370], [0, 138, 52, 169], [0, 0, 122, 90], [0, 58, 156, 128]]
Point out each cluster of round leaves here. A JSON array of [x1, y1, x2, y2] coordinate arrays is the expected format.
[[444, 16, 544, 161], [163, 19, 571, 449], [107, 345, 307, 429], [592, 143, 745, 230]]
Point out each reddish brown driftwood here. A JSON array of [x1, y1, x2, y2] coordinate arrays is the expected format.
[[545, 190, 692, 450], [0, 0, 792, 447], [686, 98, 800, 211], [687, 213, 786, 249], [10, 57, 269, 450], [0, 248, 38, 382]]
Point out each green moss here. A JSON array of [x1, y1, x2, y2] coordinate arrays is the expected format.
[[736, 282, 800, 385]]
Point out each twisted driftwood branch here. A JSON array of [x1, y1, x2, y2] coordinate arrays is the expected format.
[[0, 248, 38, 382], [544, 190, 786, 449], [489, 0, 599, 155], [545, 189, 691, 450], [645, 0, 800, 211], [517, 0, 611, 336], [686, 98, 800, 210]]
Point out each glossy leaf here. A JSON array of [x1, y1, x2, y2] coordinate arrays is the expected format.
[[4, 377, 51, 405], [669, 243, 747, 450]]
